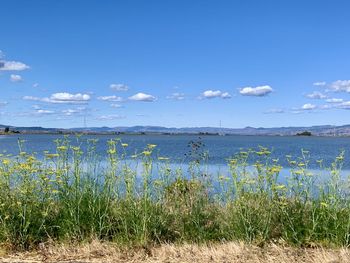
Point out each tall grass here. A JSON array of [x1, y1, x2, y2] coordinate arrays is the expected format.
[[0, 136, 349, 249]]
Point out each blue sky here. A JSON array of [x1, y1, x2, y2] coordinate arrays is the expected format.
[[1, 0, 350, 128]]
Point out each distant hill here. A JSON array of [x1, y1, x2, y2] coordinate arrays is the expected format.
[[1, 124, 350, 136], [69, 124, 350, 136]]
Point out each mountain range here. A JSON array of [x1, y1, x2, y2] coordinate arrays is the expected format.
[[1, 124, 350, 136]]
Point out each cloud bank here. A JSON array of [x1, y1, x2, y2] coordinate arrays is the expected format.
[[23, 93, 91, 104]]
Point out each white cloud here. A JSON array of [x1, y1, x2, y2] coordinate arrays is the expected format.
[[50, 93, 90, 102], [326, 98, 344, 103], [239, 85, 273, 97], [33, 83, 39, 88], [0, 60, 29, 71], [14, 108, 56, 117], [301, 103, 316, 110], [221, 92, 232, 99], [110, 83, 129, 91], [110, 103, 123, 108], [10, 74, 22, 82], [329, 80, 350, 93], [291, 104, 317, 114], [334, 101, 350, 110], [17, 108, 55, 116], [128, 92, 156, 102], [62, 109, 81, 116], [23, 92, 91, 104], [166, 92, 185, 100], [202, 90, 221, 98], [319, 104, 333, 110], [0, 101, 8, 107], [264, 108, 284, 114], [23, 96, 40, 101], [200, 90, 232, 99], [97, 95, 123, 102], [32, 105, 41, 109], [318, 100, 350, 110], [306, 91, 327, 99], [96, 114, 125, 120], [61, 107, 88, 116], [36, 109, 55, 114], [319, 101, 350, 110], [313, 81, 326, 86]]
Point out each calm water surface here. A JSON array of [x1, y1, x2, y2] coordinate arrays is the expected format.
[[0, 134, 350, 169]]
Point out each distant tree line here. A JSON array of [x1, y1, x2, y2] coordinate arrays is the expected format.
[[1, 127, 20, 134], [296, 131, 312, 136]]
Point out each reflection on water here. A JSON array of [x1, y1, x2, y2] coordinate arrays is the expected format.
[[88, 158, 350, 186], [0, 134, 350, 168]]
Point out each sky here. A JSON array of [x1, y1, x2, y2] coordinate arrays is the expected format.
[[1, 0, 350, 129]]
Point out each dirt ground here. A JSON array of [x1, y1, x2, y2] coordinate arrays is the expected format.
[[0, 241, 349, 263]]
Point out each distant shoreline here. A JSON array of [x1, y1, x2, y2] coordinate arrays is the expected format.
[[1, 131, 350, 138], [2, 123, 350, 137]]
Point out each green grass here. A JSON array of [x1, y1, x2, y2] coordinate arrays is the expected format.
[[0, 136, 349, 250]]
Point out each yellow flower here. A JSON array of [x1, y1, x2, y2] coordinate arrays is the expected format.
[[2, 159, 10, 165], [270, 167, 281, 173], [41, 211, 48, 217], [121, 143, 129, 147], [45, 153, 59, 159], [229, 159, 237, 165], [154, 180, 163, 186], [294, 170, 303, 175], [57, 146, 68, 151], [108, 149, 116, 154], [71, 146, 80, 151], [274, 184, 286, 190], [218, 175, 226, 181], [158, 157, 169, 160], [321, 202, 328, 208], [142, 151, 151, 156], [147, 144, 157, 149]]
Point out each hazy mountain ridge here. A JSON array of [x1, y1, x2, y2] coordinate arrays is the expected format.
[[2, 124, 350, 136]]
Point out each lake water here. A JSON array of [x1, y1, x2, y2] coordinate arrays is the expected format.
[[0, 134, 349, 169]]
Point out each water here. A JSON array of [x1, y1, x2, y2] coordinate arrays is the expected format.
[[0, 134, 349, 169]]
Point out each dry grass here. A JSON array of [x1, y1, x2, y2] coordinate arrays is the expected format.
[[0, 241, 349, 263]]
